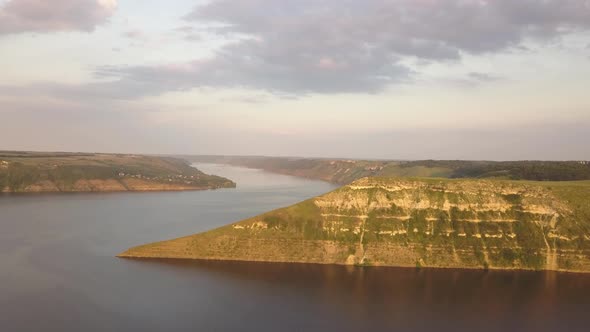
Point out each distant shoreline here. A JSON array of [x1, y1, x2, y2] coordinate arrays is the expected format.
[[0, 152, 236, 194]]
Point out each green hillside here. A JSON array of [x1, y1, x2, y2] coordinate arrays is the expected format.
[[119, 177, 590, 272], [0, 151, 235, 193]]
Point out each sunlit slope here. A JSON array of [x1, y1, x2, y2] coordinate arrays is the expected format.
[[119, 177, 590, 272], [0, 152, 235, 192]]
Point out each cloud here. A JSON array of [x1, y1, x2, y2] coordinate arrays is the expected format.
[[123, 29, 146, 40], [189, 0, 590, 55], [0, 0, 117, 35], [0, 79, 169, 101], [5, 0, 590, 99], [433, 71, 504, 88], [84, 0, 590, 97], [179, 0, 590, 93], [219, 94, 270, 104], [172, 25, 203, 41], [467, 72, 502, 83]]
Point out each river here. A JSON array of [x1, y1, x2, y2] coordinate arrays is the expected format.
[[1, 164, 589, 331]]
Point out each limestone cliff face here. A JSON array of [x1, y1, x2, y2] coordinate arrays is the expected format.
[[119, 177, 590, 272]]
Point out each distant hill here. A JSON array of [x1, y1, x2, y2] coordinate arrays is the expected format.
[[185, 155, 590, 183], [119, 177, 590, 273], [0, 151, 235, 193]]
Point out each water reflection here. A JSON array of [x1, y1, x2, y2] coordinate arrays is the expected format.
[[132, 259, 590, 332]]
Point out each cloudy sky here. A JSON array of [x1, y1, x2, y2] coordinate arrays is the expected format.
[[1, 0, 589, 160]]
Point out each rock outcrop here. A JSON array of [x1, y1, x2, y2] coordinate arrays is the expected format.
[[119, 177, 590, 272]]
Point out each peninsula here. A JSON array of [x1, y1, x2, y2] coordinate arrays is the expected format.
[[0, 151, 235, 193], [119, 177, 590, 273]]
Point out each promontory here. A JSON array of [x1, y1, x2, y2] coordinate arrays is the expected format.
[[119, 177, 590, 273]]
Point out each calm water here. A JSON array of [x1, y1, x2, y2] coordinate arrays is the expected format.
[[1, 164, 589, 331]]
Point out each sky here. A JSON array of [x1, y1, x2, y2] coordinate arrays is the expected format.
[[0, 0, 589, 160]]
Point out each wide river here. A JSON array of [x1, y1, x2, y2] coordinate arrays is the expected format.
[[1, 164, 589, 331]]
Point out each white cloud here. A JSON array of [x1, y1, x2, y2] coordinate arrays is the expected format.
[[0, 0, 118, 35], [68, 0, 590, 96]]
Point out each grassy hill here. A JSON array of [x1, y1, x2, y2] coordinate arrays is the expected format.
[[0, 151, 235, 193], [119, 177, 590, 273], [185, 155, 590, 184]]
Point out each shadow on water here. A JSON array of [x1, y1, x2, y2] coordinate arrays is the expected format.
[[130, 258, 590, 332]]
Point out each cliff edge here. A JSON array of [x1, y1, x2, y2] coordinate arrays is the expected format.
[[119, 177, 590, 272]]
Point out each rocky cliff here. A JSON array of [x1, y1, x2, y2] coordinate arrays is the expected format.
[[119, 177, 590, 272]]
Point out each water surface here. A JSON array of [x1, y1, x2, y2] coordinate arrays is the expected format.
[[1, 164, 589, 331]]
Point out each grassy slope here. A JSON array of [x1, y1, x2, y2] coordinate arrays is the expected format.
[[0, 151, 235, 192], [119, 177, 590, 273]]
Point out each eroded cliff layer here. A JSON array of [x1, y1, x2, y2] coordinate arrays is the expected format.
[[119, 177, 590, 272]]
